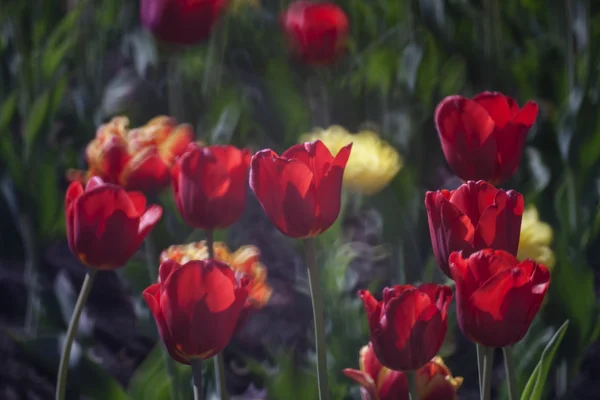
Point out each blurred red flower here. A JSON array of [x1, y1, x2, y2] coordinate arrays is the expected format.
[[140, 0, 227, 45], [425, 180, 524, 278], [172, 143, 251, 230], [434, 91, 538, 184], [143, 259, 249, 364], [449, 249, 550, 348], [281, 1, 349, 65], [65, 177, 162, 270], [68, 116, 194, 193], [249, 140, 351, 238], [360, 284, 452, 371], [343, 343, 463, 400]]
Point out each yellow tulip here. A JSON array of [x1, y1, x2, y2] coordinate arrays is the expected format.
[[517, 205, 555, 269], [302, 125, 403, 195]]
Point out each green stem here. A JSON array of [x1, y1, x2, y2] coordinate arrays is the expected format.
[[303, 238, 330, 400], [167, 56, 186, 122], [481, 347, 494, 400], [503, 347, 518, 400], [476, 343, 485, 389], [145, 233, 180, 400], [191, 358, 205, 400], [565, 0, 575, 91], [407, 370, 418, 400], [55, 269, 97, 400], [206, 229, 228, 400]]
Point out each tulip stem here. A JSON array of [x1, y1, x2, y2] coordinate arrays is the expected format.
[[303, 238, 330, 400], [191, 359, 205, 400], [144, 232, 180, 400], [481, 346, 494, 400], [407, 370, 418, 400], [503, 347, 519, 400], [56, 269, 97, 400], [476, 343, 484, 388], [206, 229, 229, 400]]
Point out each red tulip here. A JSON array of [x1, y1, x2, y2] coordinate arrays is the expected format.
[[343, 343, 463, 400], [140, 0, 227, 45], [425, 180, 524, 278], [449, 249, 550, 348], [434, 91, 538, 184], [172, 143, 251, 230], [359, 284, 452, 371], [249, 140, 352, 238], [281, 1, 349, 65], [65, 177, 163, 270], [143, 259, 249, 364]]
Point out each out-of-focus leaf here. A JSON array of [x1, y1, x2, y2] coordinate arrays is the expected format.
[[13, 334, 130, 400], [439, 56, 466, 97], [556, 88, 584, 162], [128, 343, 192, 400], [264, 58, 311, 146], [0, 92, 22, 183], [401, 43, 423, 93], [416, 32, 441, 107], [24, 91, 50, 156], [520, 320, 569, 400], [42, 6, 82, 79], [122, 29, 158, 77], [364, 47, 396, 94], [35, 156, 61, 239], [267, 354, 319, 400]]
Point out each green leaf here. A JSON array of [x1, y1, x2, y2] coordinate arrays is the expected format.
[[24, 91, 50, 156], [520, 320, 570, 400], [0, 92, 22, 183], [42, 6, 82, 79], [439, 56, 466, 97], [34, 156, 60, 239]]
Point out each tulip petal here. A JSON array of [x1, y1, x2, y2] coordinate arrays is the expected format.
[[65, 182, 84, 255], [378, 369, 408, 400], [283, 140, 335, 185], [342, 369, 379, 399], [472, 91, 512, 128], [512, 101, 539, 127], [127, 191, 147, 216], [159, 259, 181, 284], [316, 143, 352, 232], [449, 181, 497, 225], [122, 148, 171, 192], [250, 150, 287, 234], [279, 158, 317, 237]]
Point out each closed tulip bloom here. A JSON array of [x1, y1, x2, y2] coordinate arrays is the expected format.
[[68, 116, 193, 193], [359, 284, 453, 371], [172, 143, 251, 230], [143, 259, 249, 364], [281, 1, 349, 65], [449, 249, 550, 348], [140, 0, 227, 45], [518, 205, 555, 270], [65, 177, 163, 270], [250, 140, 352, 238], [425, 180, 524, 278], [434, 91, 538, 184], [302, 125, 402, 195]]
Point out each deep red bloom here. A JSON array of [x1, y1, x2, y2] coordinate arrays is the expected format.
[[140, 0, 227, 45], [449, 249, 550, 348], [172, 143, 251, 230], [65, 177, 162, 270], [425, 180, 524, 278], [343, 343, 463, 400], [249, 140, 352, 238], [359, 284, 453, 371], [280, 1, 349, 65], [143, 259, 249, 364], [434, 91, 538, 184]]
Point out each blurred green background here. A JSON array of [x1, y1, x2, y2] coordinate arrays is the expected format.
[[0, 0, 599, 399]]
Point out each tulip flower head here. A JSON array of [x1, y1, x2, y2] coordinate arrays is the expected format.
[[302, 125, 402, 195], [140, 0, 227, 45], [160, 241, 272, 310], [360, 284, 453, 371], [68, 116, 193, 193], [250, 140, 352, 238], [171, 143, 251, 230], [449, 249, 550, 348], [280, 1, 349, 65], [518, 205, 555, 269], [65, 177, 163, 270], [425, 180, 524, 278], [343, 343, 462, 400], [143, 259, 249, 364], [434, 91, 538, 185]]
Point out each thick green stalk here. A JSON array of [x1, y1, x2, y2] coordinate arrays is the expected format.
[[56, 269, 97, 400], [503, 347, 518, 400], [191, 358, 205, 400], [206, 229, 229, 400], [407, 370, 418, 400], [145, 233, 180, 400], [481, 347, 494, 400], [303, 238, 330, 400]]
